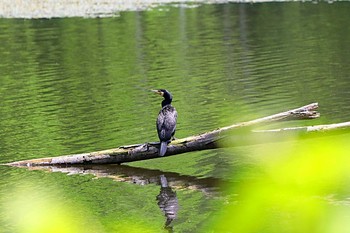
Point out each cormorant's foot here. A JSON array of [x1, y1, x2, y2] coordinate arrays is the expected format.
[[171, 136, 177, 141], [144, 142, 159, 151], [144, 142, 150, 150]]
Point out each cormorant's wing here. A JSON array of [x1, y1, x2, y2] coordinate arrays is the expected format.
[[157, 106, 177, 141]]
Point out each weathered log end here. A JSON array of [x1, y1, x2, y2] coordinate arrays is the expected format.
[[289, 102, 319, 119], [5, 146, 155, 167]]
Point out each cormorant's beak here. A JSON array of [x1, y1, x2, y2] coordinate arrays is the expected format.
[[151, 90, 164, 96]]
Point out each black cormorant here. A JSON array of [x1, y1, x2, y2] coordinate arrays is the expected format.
[[152, 89, 177, 156]]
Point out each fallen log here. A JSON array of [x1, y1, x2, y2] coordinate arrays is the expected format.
[[5, 103, 320, 166]]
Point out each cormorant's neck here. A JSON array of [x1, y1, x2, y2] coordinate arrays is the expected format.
[[161, 98, 172, 107]]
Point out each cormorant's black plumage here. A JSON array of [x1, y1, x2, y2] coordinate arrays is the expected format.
[[154, 89, 177, 156]]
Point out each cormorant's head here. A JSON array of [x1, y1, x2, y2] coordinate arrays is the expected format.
[[152, 89, 173, 100], [152, 89, 173, 106]]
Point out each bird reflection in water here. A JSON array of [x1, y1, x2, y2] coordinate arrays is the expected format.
[[156, 174, 179, 231]]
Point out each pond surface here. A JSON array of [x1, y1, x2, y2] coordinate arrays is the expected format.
[[0, 2, 350, 233]]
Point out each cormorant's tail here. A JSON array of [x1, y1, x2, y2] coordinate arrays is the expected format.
[[159, 141, 168, 156]]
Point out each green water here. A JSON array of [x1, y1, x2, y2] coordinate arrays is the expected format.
[[1, 2, 350, 233]]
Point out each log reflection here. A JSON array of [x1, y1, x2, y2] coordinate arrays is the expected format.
[[25, 164, 224, 196]]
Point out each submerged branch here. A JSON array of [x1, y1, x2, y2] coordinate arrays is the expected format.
[[6, 103, 322, 166], [254, 121, 350, 133]]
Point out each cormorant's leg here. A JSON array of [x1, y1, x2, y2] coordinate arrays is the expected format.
[[171, 130, 176, 141]]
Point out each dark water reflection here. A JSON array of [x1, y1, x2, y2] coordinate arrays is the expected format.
[[1, 2, 350, 232], [157, 175, 179, 232]]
